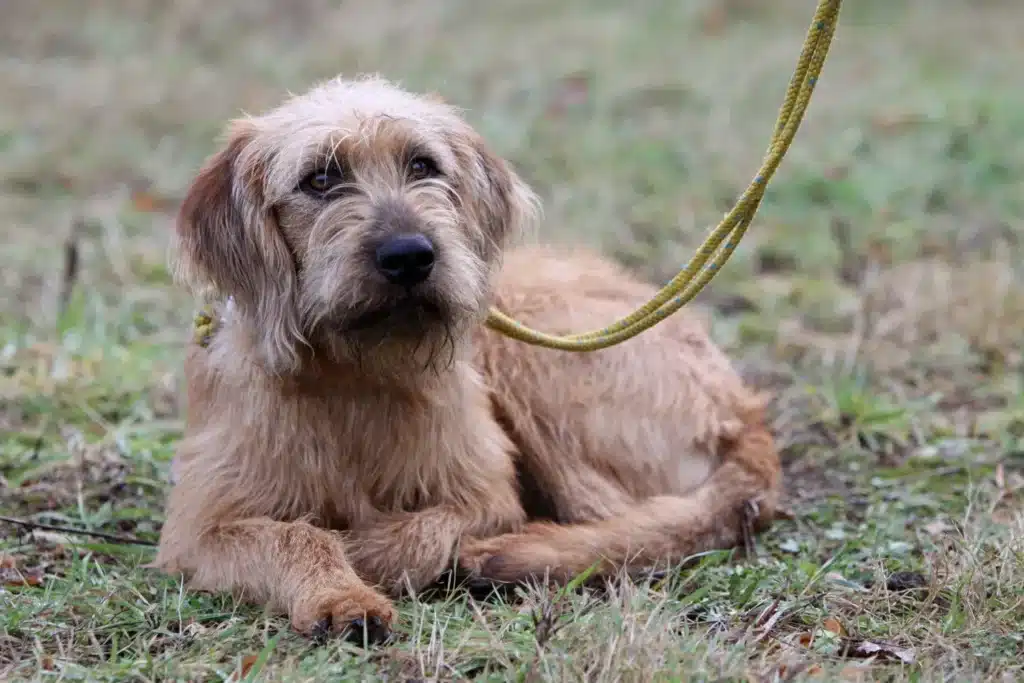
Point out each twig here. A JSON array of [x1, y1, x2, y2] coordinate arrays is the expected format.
[[58, 219, 84, 320], [0, 515, 157, 547]]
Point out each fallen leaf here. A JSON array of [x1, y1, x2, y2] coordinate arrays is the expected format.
[[822, 617, 845, 637], [239, 654, 259, 678], [842, 639, 915, 665], [0, 554, 15, 569], [796, 631, 814, 647], [1, 569, 43, 587], [228, 654, 260, 682]]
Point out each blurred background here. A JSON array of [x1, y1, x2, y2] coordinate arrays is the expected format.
[[3, 0, 1023, 375]]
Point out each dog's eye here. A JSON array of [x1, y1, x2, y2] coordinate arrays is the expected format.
[[408, 156, 441, 181], [299, 167, 345, 196]]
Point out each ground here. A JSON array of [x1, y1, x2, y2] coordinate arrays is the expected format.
[[1, 0, 1022, 680]]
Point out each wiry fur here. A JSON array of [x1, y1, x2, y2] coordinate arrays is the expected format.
[[155, 75, 782, 641]]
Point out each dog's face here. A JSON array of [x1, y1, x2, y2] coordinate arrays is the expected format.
[[174, 77, 539, 375]]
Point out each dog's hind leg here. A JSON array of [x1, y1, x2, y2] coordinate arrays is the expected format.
[[457, 425, 780, 585], [344, 491, 527, 597]]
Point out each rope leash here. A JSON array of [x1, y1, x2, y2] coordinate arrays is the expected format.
[[484, 0, 843, 351], [191, 1, 842, 353]]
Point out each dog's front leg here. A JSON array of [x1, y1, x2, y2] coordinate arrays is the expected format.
[[155, 512, 395, 642]]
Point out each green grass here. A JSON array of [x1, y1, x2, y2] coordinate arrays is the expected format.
[[2, 0, 1023, 680]]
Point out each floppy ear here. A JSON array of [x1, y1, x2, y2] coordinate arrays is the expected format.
[[173, 121, 304, 374], [465, 135, 541, 256]]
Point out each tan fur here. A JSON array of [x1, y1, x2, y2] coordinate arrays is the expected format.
[[155, 75, 781, 641]]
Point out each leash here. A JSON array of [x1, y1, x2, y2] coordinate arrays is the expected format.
[[193, 0, 842, 353], [485, 0, 843, 351]]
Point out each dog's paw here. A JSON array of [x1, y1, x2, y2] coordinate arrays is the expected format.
[[456, 535, 505, 576], [291, 588, 396, 646], [458, 528, 569, 585]]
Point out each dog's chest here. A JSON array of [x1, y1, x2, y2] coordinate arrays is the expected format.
[[295, 390, 483, 525], [215, 359, 510, 529]]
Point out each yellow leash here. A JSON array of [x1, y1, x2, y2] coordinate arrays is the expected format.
[[485, 0, 843, 351]]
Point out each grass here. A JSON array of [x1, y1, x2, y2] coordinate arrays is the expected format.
[[2, 0, 1023, 680]]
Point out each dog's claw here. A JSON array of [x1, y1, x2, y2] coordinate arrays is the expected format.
[[344, 615, 392, 646], [311, 616, 333, 646], [308, 614, 391, 647]]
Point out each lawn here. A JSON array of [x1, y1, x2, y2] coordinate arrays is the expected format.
[[2, 0, 1023, 680]]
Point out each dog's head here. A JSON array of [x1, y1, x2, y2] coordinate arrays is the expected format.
[[173, 76, 539, 375]]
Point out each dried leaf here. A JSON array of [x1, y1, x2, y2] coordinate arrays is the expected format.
[[239, 653, 259, 678], [822, 617, 845, 636], [1, 569, 43, 587], [842, 639, 916, 665], [228, 654, 260, 682]]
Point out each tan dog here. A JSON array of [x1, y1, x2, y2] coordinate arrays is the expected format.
[[154, 76, 781, 644]]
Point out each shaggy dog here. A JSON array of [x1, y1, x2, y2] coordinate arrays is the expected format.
[[154, 76, 781, 644]]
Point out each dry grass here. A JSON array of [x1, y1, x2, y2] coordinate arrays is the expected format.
[[2, 0, 1023, 680]]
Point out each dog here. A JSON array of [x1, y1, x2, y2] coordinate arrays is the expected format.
[[154, 75, 781, 644]]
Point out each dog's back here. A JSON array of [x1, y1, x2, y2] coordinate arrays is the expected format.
[[474, 244, 777, 522]]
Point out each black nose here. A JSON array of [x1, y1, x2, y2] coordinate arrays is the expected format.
[[375, 234, 435, 287]]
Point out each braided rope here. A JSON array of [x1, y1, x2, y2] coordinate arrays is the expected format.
[[484, 0, 843, 351]]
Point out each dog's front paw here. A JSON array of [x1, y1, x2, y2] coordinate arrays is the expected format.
[[291, 586, 395, 646]]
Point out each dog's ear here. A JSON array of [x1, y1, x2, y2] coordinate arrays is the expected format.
[[463, 134, 541, 254], [173, 121, 304, 373]]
